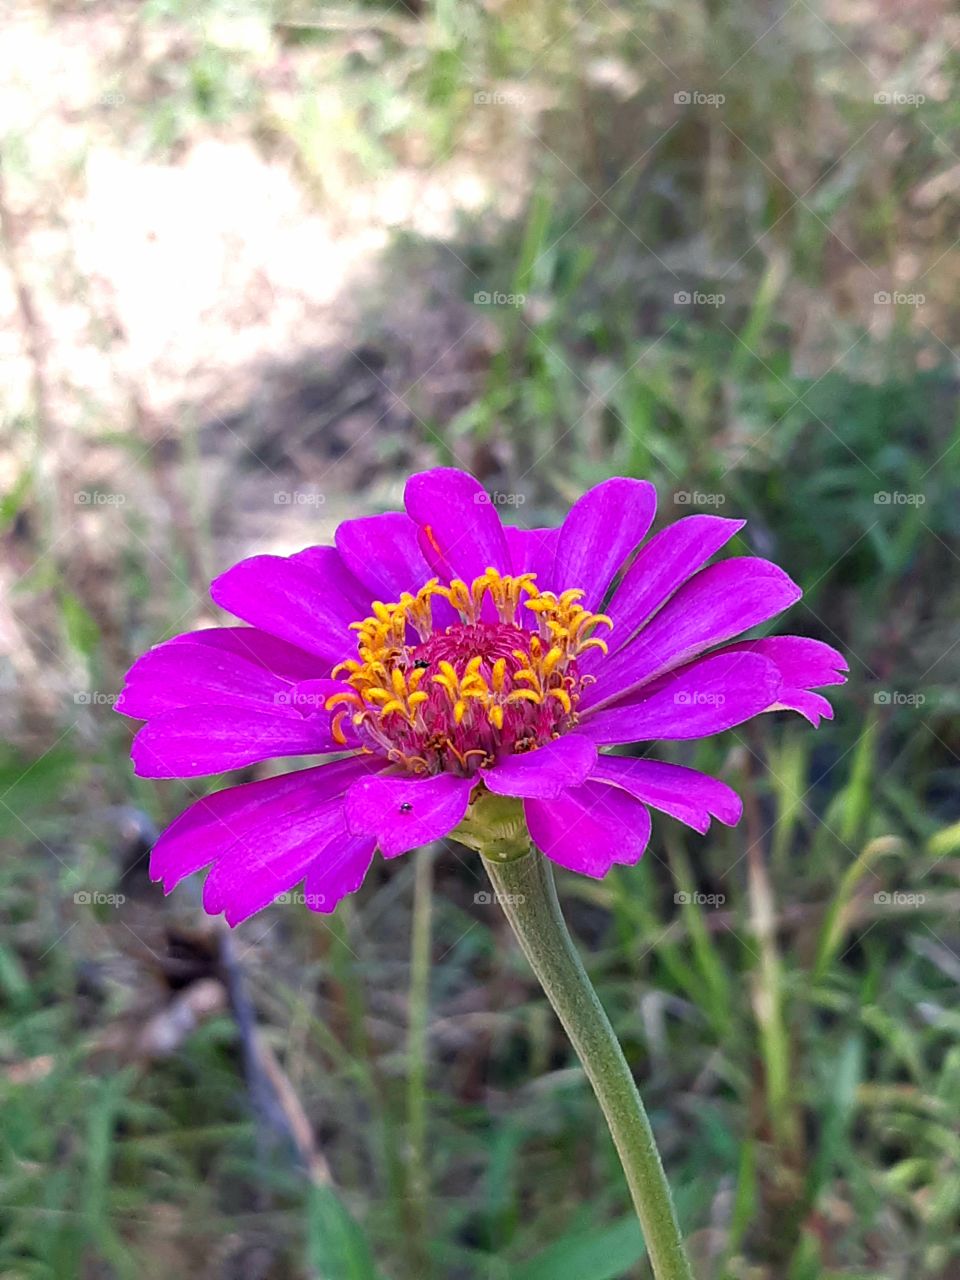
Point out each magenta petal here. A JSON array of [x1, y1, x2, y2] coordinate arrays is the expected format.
[[483, 734, 596, 799], [335, 510, 458, 631], [289, 544, 381, 623], [772, 689, 835, 726], [116, 640, 295, 720], [210, 554, 360, 665], [149, 756, 374, 894], [724, 636, 848, 687], [404, 468, 511, 583], [131, 705, 345, 778], [335, 511, 434, 600], [303, 835, 378, 915], [553, 478, 657, 611], [287, 678, 362, 745], [505, 525, 560, 592], [289, 545, 370, 609], [722, 635, 847, 726], [168, 626, 321, 681], [525, 782, 652, 878], [345, 771, 474, 858], [583, 557, 802, 709], [208, 817, 379, 925], [589, 756, 742, 833], [600, 515, 746, 659], [231, 829, 378, 921], [579, 651, 782, 744], [204, 782, 380, 925], [205, 803, 348, 925]]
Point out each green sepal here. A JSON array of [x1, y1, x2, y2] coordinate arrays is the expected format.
[[451, 788, 531, 861]]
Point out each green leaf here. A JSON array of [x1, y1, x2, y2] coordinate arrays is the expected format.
[[0, 465, 33, 531], [60, 592, 100, 662], [306, 1184, 383, 1280], [510, 1215, 645, 1280]]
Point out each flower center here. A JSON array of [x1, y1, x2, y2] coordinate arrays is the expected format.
[[327, 567, 611, 776]]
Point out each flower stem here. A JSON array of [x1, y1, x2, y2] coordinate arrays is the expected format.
[[405, 843, 436, 1278], [483, 849, 694, 1280]]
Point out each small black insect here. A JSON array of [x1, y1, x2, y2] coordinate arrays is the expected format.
[[399, 802, 413, 813], [412, 660, 430, 670]]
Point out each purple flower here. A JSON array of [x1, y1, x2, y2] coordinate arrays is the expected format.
[[117, 469, 847, 924]]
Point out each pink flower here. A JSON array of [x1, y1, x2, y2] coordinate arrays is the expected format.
[[117, 469, 846, 924]]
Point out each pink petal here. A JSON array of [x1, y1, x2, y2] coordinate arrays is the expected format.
[[116, 640, 296, 720], [149, 756, 376, 894], [286, 678, 361, 746], [584, 557, 801, 710], [289, 546, 371, 610], [599, 515, 746, 660], [131, 704, 346, 778], [483, 734, 597, 799], [201, 765, 381, 925], [168, 626, 322, 681], [525, 782, 652, 877], [553, 478, 657, 611], [345, 770, 475, 858], [722, 635, 847, 724], [210, 554, 363, 665], [579, 651, 782, 744], [204, 802, 350, 925], [404, 468, 511, 583], [303, 835, 378, 915], [335, 511, 435, 601], [770, 689, 835, 726], [589, 756, 742, 833]]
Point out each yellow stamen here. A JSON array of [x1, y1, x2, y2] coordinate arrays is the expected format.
[[326, 690, 364, 710], [548, 687, 572, 714], [507, 688, 543, 705], [331, 711, 350, 745], [325, 567, 614, 759]]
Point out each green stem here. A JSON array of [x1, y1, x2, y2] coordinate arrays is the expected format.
[[405, 844, 436, 1278], [483, 849, 693, 1280]]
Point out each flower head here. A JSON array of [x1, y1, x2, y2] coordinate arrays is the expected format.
[[117, 468, 847, 924], [329, 567, 610, 772]]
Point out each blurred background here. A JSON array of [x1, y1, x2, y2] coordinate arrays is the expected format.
[[2, 1, 960, 1277]]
